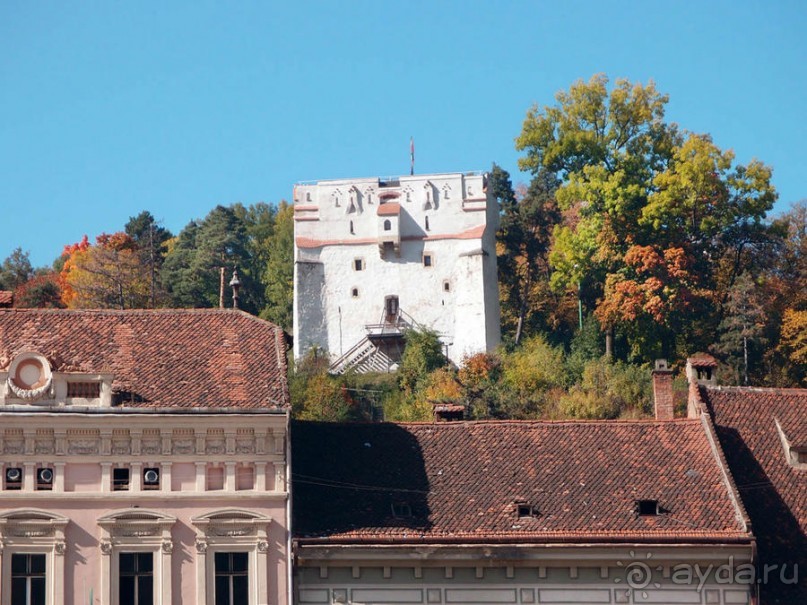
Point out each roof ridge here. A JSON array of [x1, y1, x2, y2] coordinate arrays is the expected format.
[[293, 418, 703, 428], [706, 385, 807, 394]]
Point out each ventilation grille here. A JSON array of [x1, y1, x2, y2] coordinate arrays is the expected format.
[[67, 382, 100, 398]]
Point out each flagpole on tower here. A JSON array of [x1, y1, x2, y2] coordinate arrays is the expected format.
[[410, 137, 415, 176]]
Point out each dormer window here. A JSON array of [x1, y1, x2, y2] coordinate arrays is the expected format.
[[2, 351, 113, 406], [515, 502, 539, 518], [636, 499, 661, 516], [391, 502, 412, 518]]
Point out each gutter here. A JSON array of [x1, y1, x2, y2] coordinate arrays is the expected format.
[[295, 534, 755, 547]]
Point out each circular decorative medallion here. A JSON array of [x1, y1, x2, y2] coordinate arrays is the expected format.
[[7, 352, 52, 401]]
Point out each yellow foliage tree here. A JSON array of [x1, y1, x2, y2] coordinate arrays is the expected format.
[[60, 233, 151, 309]]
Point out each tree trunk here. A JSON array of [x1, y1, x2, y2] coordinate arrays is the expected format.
[[605, 325, 614, 358]]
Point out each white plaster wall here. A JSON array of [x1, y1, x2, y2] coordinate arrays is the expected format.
[[293, 173, 501, 365]]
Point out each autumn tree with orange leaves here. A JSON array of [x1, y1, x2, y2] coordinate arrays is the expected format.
[[60, 233, 152, 309]]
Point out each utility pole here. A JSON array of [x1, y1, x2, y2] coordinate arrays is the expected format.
[[219, 267, 225, 308]]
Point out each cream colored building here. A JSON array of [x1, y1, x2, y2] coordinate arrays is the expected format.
[[292, 172, 501, 371]]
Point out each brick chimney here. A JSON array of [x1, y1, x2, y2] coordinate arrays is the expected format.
[[685, 353, 718, 386], [652, 359, 674, 420]]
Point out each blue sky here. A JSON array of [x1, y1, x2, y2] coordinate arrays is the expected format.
[[1, 1, 805, 267]]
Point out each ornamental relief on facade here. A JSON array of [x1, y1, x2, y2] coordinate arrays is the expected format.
[[3, 438, 23, 455], [1, 427, 273, 459], [68, 438, 100, 455], [7, 526, 54, 538]]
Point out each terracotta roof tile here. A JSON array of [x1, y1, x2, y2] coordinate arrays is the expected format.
[[701, 386, 807, 603], [0, 309, 289, 409], [0, 291, 12, 306], [377, 203, 401, 216], [292, 420, 751, 545]]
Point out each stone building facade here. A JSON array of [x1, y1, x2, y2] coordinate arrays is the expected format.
[[292, 172, 500, 370], [0, 309, 291, 605]]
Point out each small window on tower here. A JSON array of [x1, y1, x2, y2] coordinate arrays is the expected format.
[[383, 219, 392, 231], [350, 220, 354, 234], [443, 280, 451, 292], [423, 254, 433, 268], [354, 258, 364, 271], [351, 288, 359, 298], [425, 216, 430, 231]]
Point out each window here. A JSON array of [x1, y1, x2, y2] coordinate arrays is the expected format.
[[0, 510, 68, 604], [67, 381, 100, 398], [443, 280, 451, 292], [351, 288, 359, 298], [636, 499, 660, 516], [425, 216, 430, 231], [215, 552, 249, 605], [385, 296, 399, 321], [383, 219, 392, 231], [517, 504, 539, 518], [192, 509, 272, 605], [119, 553, 153, 605], [353, 258, 364, 271], [423, 254, 433, 268], [142, 467, 160, 490], [113, 467, 130, 491], [391, 502, 412, 518], [36, 467, 53, 491], [98, 509, 176, 605], [11, 554, 46, 605], [349, 220, 354, 234], [5, 466, 22, 490]]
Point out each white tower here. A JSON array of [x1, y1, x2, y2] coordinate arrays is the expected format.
[[293, 172, 500, 371]]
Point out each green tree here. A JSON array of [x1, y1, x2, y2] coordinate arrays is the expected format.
[[124, 211, 173, 307], [398, 328, 447, 395], [162, 205, 262, 313], [260, 201, 293, 330], [715, 274, 767, 385], [516, 74, 776, 361], [0, 248, 34, 291], [495, 165, 562, 345]]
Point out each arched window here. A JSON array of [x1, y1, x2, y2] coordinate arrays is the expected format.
[[191, 509, 273, 605], [97, 509, 177, 605], [0, 509, 69, 604], [383, 219, 391, 231]]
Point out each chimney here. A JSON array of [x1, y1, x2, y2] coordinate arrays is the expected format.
[[685, 354, 718, 386], [652, 359, 674, 420]]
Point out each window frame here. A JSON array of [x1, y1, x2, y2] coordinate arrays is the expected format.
[[97, 509, 176, 605], [191, 509, 272, 605], [0, 509, 68, 605]]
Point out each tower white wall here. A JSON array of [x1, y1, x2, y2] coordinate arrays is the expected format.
[[292, 172, 500, 366]]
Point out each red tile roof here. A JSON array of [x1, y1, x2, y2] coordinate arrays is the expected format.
[[700, 386, 807, 604], [0, 309, 289, 410], [0, 291, 12, 307], [292, 420, 751, 545], [376, 202, 401, 216], [687, 353, 718, 368]]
